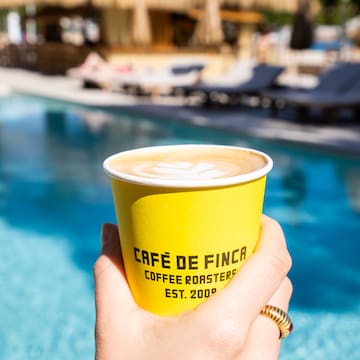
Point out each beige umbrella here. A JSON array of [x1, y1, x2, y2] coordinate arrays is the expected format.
[[192, 0, 224, 46], [132, 0, 152, 46]]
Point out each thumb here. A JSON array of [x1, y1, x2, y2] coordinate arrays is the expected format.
[[94, 223, 136, 315]]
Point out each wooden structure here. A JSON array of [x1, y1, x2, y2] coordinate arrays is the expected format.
[[0, 0, 301, 74]]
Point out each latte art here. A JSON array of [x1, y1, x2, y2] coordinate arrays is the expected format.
[[132, 160, 241, 180], [105, 145, 269, 186]]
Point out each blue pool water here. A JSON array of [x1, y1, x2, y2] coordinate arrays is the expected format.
[[0, 95, 359, 359]]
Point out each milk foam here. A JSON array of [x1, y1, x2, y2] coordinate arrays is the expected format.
[[106, 145, 269, 185], [133, 161, 237, 180]]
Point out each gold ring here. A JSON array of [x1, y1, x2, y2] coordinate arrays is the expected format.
[[260, 305, 293, 339]]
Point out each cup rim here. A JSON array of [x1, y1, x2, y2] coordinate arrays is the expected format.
[[103, 144, 273, 188]]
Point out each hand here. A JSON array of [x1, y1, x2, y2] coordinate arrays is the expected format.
[[94, 215, 292, 360]]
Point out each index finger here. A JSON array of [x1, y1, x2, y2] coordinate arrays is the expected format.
[[195, 215, 292, 330]]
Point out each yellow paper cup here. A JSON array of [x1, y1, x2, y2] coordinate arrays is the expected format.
[[103, 144, 273, 316]]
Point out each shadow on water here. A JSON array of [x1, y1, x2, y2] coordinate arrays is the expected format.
[[1, 95, 360, 313], [264, 155, 360, 312], [286, 223, 360, 311]]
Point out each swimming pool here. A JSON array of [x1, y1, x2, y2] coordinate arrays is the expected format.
[[0, 94, 359, 359]]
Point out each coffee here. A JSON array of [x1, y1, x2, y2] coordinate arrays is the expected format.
[[104, 145, 269, 187], [103, 144, 273, 315]]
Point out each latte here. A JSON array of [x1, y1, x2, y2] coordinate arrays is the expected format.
[[104, 145, 271, 187], [103, 144, 273, 315], [104, 145, 272, 187]]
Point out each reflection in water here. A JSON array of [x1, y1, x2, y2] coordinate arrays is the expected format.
[[281, 162, 307, 225], [45, 109, 67, 135], [283, 166, 306, 206], [262, 149, 360, 311], [339, 166, 360, 213], [77, 109, 109, 134]]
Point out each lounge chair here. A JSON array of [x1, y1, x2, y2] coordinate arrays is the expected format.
[[264, 62, 360, 122], [66, 52, 133, 89], [197, 59, 256, 87], [285, 77, 360, 122], [177, 63, 284, 106], [112, 62, 206, 96]]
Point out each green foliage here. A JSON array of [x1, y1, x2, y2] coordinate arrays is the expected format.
[[0, 9, 9, 17], [316, 1, 359, 25], [261, 9, 293, 27], [317, 0, 359, 24], [0, 6, 26, 18]]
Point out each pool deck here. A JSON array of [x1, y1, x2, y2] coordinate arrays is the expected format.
[[1, 67, 360, 156]]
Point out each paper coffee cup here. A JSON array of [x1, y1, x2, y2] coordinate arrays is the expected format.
[[103, 144, 273, 316]]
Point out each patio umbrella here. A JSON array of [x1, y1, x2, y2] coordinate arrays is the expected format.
[[192, 0, 224, 46], [131, 0, 152, 46], [290, 0, 314, 50]]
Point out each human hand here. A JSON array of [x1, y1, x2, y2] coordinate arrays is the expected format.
[[94, 215, 292, 360]]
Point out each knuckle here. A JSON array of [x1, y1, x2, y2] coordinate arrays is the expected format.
[[283, 277, 293, 298], [268, 221, 292, 271], [264, 215, 281, 228], [262, 216, 292, 275], [269, 246, 292, 275], [269, 217, 286, 242], [266, 216, 281, 228], [204, 318, 246, 357]]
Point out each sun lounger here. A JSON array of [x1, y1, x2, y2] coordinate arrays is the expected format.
[[177, 63, 284, 106], [199, 59, 256, 87], [286, 78, 360, 122], [66, 52, 133, 89], [264, 62, 360, 122], [113, 62, 206, 96]]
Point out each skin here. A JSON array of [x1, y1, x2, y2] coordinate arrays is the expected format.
[[94, 215, 293, 360]]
